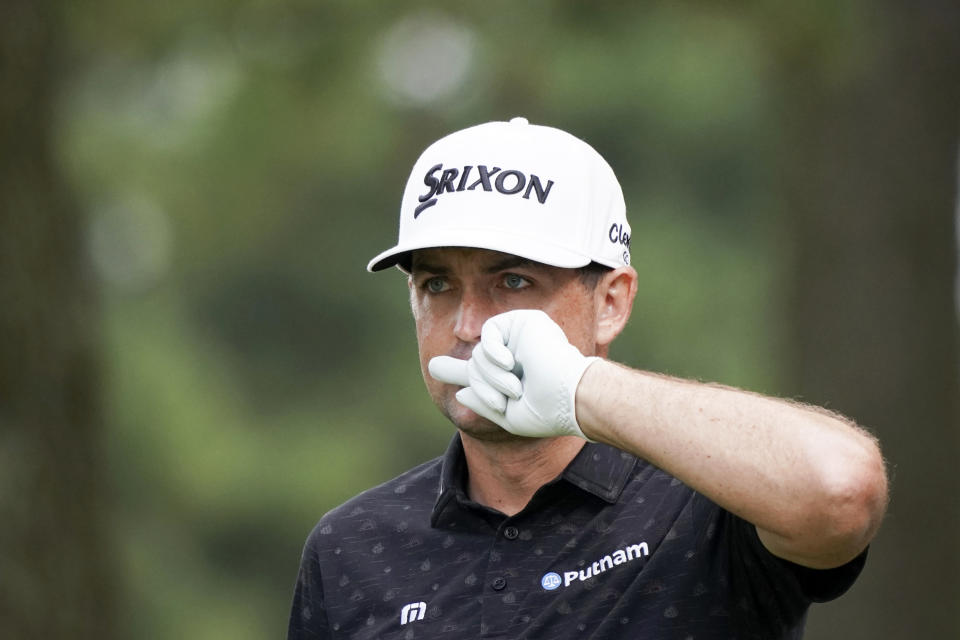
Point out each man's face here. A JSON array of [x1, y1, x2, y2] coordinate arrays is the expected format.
[[408, 247, 603, 441]]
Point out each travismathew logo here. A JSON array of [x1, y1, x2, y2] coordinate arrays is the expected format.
[[415, 163, 555, 217], [399, 601, 425, 625], [540, 541, 649, 591]]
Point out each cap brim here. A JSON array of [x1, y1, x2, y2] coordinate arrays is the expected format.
[[366, 228, 594, 272]]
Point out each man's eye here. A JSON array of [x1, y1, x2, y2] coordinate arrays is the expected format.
[[425, 278, 447, 293], [503, 273, 530, 289]]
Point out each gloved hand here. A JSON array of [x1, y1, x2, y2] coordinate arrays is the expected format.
[[428, 309, 599, 439]]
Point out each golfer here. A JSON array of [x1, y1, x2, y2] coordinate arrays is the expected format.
[[287, 118, 888, 639]]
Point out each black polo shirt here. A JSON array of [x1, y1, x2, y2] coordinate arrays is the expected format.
[[288, 434, 866, 639]]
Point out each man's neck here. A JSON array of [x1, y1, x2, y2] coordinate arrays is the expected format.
[[459, 432, 586, 517]]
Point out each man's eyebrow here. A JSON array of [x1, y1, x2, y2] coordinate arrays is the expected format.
[[409, 261, 449, 275], [410, 255, 540, 275], [484, 256, 537, 273]]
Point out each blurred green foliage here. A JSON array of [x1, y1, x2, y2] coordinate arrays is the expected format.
[[52, 2, 871, 638]]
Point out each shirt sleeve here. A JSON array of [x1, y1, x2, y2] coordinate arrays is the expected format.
[[691, 493, 870, 637], [287, 530, 331, 640], [777, 547, 869, 603], [729, 509, 868, 604]]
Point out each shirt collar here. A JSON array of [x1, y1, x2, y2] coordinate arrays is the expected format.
[[432, 432, 636, 526], [562, 439, 637, 503], [432, 433, 470, 525]]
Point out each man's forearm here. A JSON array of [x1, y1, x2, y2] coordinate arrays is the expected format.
[[575, 359, 888, 569]]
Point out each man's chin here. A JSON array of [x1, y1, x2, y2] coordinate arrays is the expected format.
[[443, 402, 521, 443]]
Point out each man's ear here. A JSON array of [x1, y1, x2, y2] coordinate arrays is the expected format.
[[595, 266, 638, 350]]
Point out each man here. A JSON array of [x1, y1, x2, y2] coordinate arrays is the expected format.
[[288, 118, 887, 639]]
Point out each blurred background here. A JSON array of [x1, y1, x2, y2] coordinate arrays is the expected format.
[[1, 1, 958, 638]]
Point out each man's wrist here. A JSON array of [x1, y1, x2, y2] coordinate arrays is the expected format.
[[573, 356, 609, 442]]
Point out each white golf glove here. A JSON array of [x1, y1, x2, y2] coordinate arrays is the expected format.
[[428, 309, 599, 440]]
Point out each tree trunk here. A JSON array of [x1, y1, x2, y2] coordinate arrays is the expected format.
[[776, 3, 960, 638], [0, 2, 117, 637]]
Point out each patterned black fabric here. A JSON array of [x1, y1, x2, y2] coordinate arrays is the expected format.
[[288, 434, 866, 639]]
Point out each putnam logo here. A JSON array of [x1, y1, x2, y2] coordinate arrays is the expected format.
[[541, 572, 562, 591], [414, 163, 555, 217], [541, 542, 649, 590]]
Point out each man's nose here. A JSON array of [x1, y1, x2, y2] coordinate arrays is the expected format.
[[453, 289, 495, 343]]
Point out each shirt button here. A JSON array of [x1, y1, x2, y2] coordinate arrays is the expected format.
[[492, 577, 507, 591], [504, 526, 519, 540]]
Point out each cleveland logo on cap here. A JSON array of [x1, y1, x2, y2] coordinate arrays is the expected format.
[[415, 163, 555, 218]]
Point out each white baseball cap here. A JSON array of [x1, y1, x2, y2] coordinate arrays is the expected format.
[[367, 117, 631, 272]]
